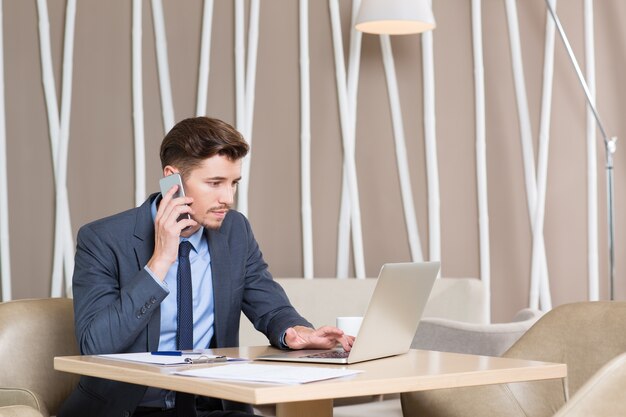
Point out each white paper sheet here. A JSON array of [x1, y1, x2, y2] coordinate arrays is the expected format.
[[176, 363, 362, 384]]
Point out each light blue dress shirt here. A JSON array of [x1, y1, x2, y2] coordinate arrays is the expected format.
[[141, 196, 215, 408]]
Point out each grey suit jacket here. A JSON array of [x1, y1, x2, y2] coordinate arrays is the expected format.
[[58, 194, 311, 417]]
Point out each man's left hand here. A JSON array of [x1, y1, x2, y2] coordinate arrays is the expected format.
[[284, 325, 355, 351]]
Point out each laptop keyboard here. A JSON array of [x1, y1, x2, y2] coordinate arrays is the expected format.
[[303, 350, 349, 359]]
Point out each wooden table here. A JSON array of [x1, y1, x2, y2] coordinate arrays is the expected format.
[[54, 346, 567, 417]]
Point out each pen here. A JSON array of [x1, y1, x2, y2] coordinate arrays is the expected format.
[[184, 356, 228, 364], [151, 351, 183, 356]]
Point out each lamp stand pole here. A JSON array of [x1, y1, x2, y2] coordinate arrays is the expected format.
[[545, 0, 618, 300]]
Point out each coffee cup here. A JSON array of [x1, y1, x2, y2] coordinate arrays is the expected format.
[[336, 316, 363, 337]]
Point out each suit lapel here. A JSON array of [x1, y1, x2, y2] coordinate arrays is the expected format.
[[133, 194, 160, 351], [207, 227, 231, 347], [133, 197, 156, 267]]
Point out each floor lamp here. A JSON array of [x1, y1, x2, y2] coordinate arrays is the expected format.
[[545, 1, 618, 300], [355, 0, 435, 35]]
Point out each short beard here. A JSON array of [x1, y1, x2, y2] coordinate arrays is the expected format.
[[203, 207, 230, 230], [204, 221, 223, 231]]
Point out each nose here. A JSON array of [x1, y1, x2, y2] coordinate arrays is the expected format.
[[219, 185, 235, 206]]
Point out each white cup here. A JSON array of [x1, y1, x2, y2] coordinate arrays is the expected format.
[[336, 316, 363, 337]]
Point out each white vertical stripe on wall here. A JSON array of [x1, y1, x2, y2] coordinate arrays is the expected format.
[[0, 0, 11, 301], [234, 0, 260, 216], [132, 0, 146, 206], [504, 0, 551, 310], [346, 0, 361, 136], [36, 0, 76, 297], [196, 0, 214, 117], [235, 0, 245, 138], [329, 0, 366, 278], [244, 0, 260, 143], [151, 0, 175, 133], [58, 0, 77, 297], [239, 0, 260, 216], [584, 0, 599, 301], [299, 0, 314, 279], [36, 0, 61, 295], [234, 0, 245, 212], [421, 10, 440, 262], [471, 0, 490, 322], [234, 0, 246, 213], [530, 0, 559, 312], [379, 35, 423, 262], [336, 0, 363, 279]]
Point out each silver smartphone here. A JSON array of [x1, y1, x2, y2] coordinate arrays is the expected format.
[[159, 173, 192, 223]]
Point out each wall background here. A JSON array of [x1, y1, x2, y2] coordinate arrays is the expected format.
[[1, 0, 625, 322]]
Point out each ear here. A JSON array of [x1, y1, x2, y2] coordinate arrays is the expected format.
[[163, 165, 179, 176]]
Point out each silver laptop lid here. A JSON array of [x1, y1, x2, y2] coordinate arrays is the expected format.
[[346, 261, 440, 363], [255, 261, 440, 364]]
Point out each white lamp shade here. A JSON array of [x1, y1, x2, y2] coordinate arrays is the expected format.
[[355, 0, 436, 35]]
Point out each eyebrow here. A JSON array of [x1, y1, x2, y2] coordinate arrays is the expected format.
[[206, 176, 242, 182]]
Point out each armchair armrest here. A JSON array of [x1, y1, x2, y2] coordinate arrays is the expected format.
[[553, 352, 626, 417], [0, 406, 45, 417], [0, 389, 47, 417]]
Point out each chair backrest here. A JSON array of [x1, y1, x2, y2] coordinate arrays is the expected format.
[[0, 298, 79, 415], [238, 277, 486, 346], [421, 277, 487, 323], [504, 302, 626, 394], [239, 278, 378, 346], [412, 308, 542, 357]]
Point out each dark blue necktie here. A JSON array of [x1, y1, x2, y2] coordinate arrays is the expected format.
[[175, 241, 196, 417], [177, 241, 194, 350]]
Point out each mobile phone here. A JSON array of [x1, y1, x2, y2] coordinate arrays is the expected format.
[[159, 173, 192, 223]]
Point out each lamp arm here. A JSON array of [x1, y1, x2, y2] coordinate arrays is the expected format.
[[544, 0, 614, 150], [545, 0, 617, 300]]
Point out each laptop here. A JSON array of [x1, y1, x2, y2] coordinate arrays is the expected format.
[[256, 261, 440, 364]]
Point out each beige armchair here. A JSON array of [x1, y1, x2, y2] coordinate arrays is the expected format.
[[413, 308, 543, 357], [0, 298, 79, 417], [401, 301, 626, 417], [553, 351, 626, 417]]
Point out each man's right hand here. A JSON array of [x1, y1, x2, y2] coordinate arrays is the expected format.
[[146, 186, 197, 280]]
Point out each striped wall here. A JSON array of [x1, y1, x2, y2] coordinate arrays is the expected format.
[[0, 1, 624, 322]]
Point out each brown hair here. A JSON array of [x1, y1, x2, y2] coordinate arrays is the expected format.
[[160, 117, 249, 176]]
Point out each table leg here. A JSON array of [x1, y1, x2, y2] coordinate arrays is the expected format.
[[275, 399, 333, 417]]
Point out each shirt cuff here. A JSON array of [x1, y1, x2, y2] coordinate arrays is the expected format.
[[144, 265, 170, 292], [280, 330, 289, 349]]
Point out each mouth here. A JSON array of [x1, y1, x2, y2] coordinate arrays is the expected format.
[[209, 209, 229, 220]]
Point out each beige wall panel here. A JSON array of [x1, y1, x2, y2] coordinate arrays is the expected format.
[[2, 0, 626, 322]]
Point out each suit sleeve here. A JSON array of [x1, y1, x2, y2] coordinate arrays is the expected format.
[[237, 216, 312, 348], [72, 224, 168, 355]]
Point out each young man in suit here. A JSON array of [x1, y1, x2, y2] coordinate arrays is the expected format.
[[58, 117, 353, 417]]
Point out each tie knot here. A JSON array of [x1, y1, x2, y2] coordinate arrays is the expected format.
[[178, 241, 193, 258]]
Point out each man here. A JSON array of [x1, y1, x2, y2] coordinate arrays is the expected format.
[[58, 117, 353, 417]]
